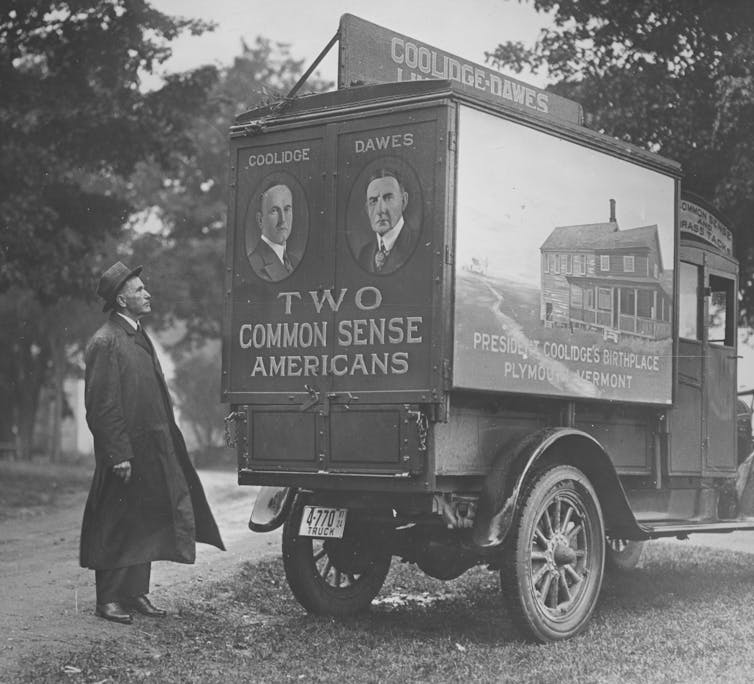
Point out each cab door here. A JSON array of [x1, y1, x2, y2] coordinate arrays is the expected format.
[[704, 254, 738, 474], [669, 244, 737, 475]]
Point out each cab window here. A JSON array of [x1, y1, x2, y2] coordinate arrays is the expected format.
[[708, 274, 735, 347], [679, 262, 701, 341]]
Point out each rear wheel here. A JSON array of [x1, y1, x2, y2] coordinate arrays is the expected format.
[[282, 497, 391, 616], [501, 465, 605, 642]]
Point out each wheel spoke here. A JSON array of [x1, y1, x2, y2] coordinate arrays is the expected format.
[[542, 508, 554, 537], [532, 562, 549, 586], [565, 564, 582, 583], [560, 504, 574, 533], [538, 571, 553, 605], [535, 527, 549, 547], [547, 571, 559, 608], [559, 569, 572, 603], [531, 550, 548, 561], [553, 497, 562, 532], [566, 521, 583, 542]]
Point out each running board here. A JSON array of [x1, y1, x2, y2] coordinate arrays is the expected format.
[[641, 519, 754, 539]]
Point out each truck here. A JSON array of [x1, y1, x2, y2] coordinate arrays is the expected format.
[[221, 15, 754, 642]]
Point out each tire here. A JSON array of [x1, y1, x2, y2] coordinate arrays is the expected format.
[[501, 465, 605, 642], [605, 538, 645, 572], [282, 497, 391, 616]]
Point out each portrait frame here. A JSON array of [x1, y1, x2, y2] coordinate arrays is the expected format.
[[345, 156, 423, 276], [244, 170, 310, 282]]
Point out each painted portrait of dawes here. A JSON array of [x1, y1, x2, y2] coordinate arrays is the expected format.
[[356, 167, 418, 275], [247, 181, 302, 282]]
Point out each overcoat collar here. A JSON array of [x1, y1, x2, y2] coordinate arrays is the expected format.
[[109, 312, 151, 355]]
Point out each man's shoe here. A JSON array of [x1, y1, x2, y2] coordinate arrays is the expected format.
[[127, 595, 167, 617], [95, 602, 132, 624]]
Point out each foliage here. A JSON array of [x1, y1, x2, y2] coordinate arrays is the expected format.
[[487, 0, 754, 319], [0, 0, 216, 302], [170, 345, 226, 450], [0, 1, 218, 454], [129, 38, 332, 351]]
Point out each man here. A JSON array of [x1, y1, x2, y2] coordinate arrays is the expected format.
[[80, 261, 224, 624], [248, 182, 301, 281], [357, 168, 417, 274]]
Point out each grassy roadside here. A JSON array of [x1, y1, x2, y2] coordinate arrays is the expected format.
[[0, 460, 92, 520], [13, 542, 754, 683]]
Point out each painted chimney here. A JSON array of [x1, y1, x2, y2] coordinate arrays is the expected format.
[[609, 199, 616, 223]]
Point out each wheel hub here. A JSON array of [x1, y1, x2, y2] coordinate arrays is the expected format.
[[544, 533, 577, 570]]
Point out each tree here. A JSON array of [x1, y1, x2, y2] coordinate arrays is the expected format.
[[129, 37, 332, 351], [487, 0, 754, 319], [170, 346, 227, 450], [0, 1, 218, 456]]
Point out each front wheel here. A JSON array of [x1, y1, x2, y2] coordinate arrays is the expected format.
[[501, 465, 605, 642], [282, 498, 391, 616]]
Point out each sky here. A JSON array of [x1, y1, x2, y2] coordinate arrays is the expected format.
[[148, 0, 551, 88]]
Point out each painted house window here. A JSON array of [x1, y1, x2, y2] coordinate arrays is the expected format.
[[585, 288, 594, 308], [637, 290, 654, 318], [561, 254, 570, 274], [549, 254, 557, 273], [543, 254, 549, 273], [573, 254, 585, 275], [554, 254, 560, 274], [598, 287, 611, 310], [623, 256, 635, 272], [600, 255, 610, 271], [571, 285, 583, 306], [620, 289, 636, 314]]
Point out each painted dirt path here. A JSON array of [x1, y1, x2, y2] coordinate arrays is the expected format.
[[0, 471, 281, 678]]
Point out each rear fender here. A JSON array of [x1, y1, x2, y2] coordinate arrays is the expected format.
[[249, 486, 295, 532], [471, 427, 647, 547]]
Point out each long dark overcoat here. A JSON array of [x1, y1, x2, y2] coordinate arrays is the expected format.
[[80, 314, 224, 570]]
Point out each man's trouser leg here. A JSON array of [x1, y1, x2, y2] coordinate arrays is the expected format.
[[95, 563, 151, 604]]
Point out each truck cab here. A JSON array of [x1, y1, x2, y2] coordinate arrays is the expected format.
[[222, 76, 751, 643]]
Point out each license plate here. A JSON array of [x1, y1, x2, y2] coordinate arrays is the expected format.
[[299, 506, 348, 538]]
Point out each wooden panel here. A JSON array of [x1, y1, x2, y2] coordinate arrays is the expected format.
[[249, 408, 318, 470], [667, 379, 703, 475], [434, 408, 544, 475], [575, 404, 654, 474], [329, 408, 403, 469]]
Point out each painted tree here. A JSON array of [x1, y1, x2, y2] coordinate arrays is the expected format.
[[487, 0, 754, 318]]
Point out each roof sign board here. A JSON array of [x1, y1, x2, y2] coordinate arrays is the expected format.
[[679, 197, 733, 256], [338, 14, 583, 125]]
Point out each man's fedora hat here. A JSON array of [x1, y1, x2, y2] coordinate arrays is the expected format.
[[97, 261, 143, 312]]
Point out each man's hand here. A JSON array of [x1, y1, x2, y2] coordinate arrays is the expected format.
[[113, 460, 132, 484]]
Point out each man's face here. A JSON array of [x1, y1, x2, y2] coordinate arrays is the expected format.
[[117, 276, 151, 319], [366, 176, 407, 236], [257, 184, 293, 245]]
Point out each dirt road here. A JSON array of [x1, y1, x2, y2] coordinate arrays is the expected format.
[[0, 471, 281, 676]]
